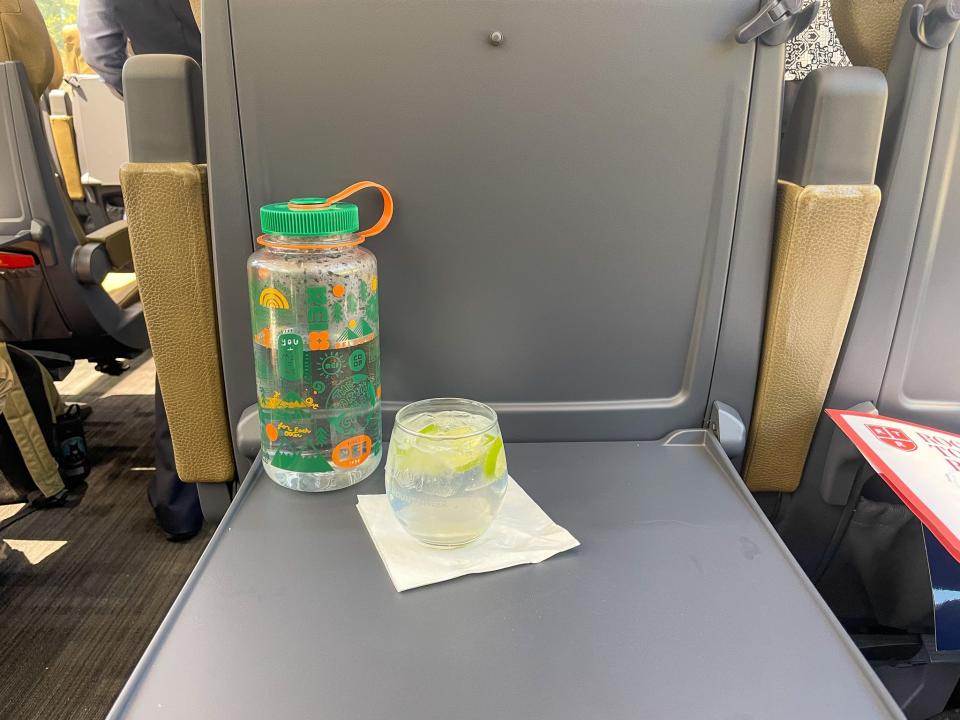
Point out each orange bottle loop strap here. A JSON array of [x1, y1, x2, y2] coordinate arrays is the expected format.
[[287, 181, 394, 240]]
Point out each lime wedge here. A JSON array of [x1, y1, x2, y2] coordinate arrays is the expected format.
[[484, 436, 505, 479], [419, 422, 475, 437], [394, 432, 503, 478]]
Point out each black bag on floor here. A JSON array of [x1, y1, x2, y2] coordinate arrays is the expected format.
[[0, 343, 89, 505]]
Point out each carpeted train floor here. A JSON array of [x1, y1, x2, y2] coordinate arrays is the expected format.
[[0, 354, 214, 720]]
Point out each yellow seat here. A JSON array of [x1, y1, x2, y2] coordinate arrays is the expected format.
[[61, 24, 92, 76], [831, 0, 907, 74], [102, 272, 139, 308], [48, 111, 84, 201], [0, 0, 54, 102]]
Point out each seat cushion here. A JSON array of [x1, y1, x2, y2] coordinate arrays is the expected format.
[[831, 0, 907, 74], [0, 0, 54, 102], [101, 272, 139, 309]]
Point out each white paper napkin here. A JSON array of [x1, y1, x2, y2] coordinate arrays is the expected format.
[[357, 477, 580, 592]]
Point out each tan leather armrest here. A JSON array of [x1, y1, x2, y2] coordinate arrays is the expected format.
[[85, 219, 133, 271], [119, 162, 234, 483], [743, 181, 881, 493], [49, 114, 83, 200]]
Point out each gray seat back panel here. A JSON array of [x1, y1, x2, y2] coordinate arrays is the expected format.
[[0, 66, 30, 240], [827, 8, 948, 417], [705, 41, 784, 456], [878, 41, 960, 429], [205, 0, 780, 451], [70, 75, 129, 187], [0, 62, 147, 352]]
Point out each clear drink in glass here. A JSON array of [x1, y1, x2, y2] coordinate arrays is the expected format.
[[386, 398, 508, 546]]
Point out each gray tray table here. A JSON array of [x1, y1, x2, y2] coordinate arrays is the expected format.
[[108, 431, 903, 719]]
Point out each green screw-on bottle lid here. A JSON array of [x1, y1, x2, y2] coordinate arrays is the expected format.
[[260, 197, 360, 237]]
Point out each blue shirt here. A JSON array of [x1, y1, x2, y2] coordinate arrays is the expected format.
[[77, 0, 128, 94], [77, 0, 201, 96]]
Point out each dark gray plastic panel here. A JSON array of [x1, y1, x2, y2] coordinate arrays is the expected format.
[[779, 67, 888, 186], [878, 40, 960, 431], [876, 662, 960, 720], [204, 0, 779, 445], [0, 63, 30, 239], [827, 5, 948, 418], [106, 436, 902, 719], [202, 0, 254, 478], [123, 55, 206, 164], [704, 40, 783, 454]]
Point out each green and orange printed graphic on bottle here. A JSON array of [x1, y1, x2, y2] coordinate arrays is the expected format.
[[247, 183, 393, 492]]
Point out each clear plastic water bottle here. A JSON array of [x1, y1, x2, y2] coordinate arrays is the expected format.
[[247, 183, 393, 491]]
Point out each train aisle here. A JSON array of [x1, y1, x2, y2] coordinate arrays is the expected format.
[[0, 354, 213, 720]]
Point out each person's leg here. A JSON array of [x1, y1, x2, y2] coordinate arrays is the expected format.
[[149, 377, 202, 540]]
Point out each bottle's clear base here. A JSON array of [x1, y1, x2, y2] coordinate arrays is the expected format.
[[264, 450, 381, 492]]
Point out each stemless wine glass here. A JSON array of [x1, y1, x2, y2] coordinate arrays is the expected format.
[[385, 398, 508, 547]]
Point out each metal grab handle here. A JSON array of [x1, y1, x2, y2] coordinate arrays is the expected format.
[[910, 0, 960, 49], [735, 0, 820, 47]]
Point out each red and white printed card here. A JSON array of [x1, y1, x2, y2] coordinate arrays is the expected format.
[[828, 409, 960, 564]]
